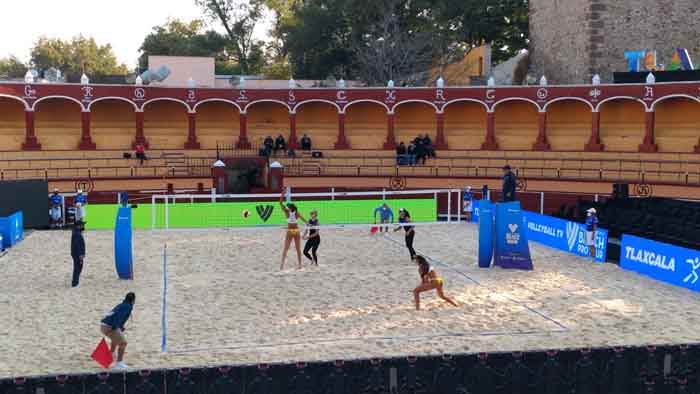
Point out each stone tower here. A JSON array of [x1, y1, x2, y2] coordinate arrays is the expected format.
[[529, 0, 700, 84]]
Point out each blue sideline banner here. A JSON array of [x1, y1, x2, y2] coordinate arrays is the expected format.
[[477, 200, 494, 268], [114, 207, 133, 280], [523, 211, 608, 262], [494, 202, 533, 270], [620, 235, 700, 292]]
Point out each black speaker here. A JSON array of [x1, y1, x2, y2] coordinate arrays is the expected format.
[[613, 183, 629, 199], [311, 151, 323, 158], [123, 152, 132, 159]]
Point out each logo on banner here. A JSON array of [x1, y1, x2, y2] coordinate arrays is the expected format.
[[624, 246, 675, 271], [684, 258, 700, 284], [506, 224, 520, 244], [566, 222, 578, 251], [256, 205, 274, 222]]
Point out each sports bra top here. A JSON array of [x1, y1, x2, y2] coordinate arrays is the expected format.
[[288, 210, 297, 224]]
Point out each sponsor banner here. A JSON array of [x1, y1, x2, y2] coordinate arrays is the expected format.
[[494, 202, 533, 270], [523, 211, 608, 262], [620, 235, 700, 292], [477, 200, 494, 268]]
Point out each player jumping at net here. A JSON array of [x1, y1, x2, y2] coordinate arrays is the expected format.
[[279, 191, 307, 270], [302, 209, 321, 265], [394, 208, 416, 260], [413, 256, 458, 310]]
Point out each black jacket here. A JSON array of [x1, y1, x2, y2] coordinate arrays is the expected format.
[[71, 228, 85, 257], [502, 171, 517, 201]]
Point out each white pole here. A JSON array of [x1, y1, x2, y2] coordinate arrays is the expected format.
[[540, 191, 545, 214], [447, 190, 452, 223], [286, 186, 292, 203], [457, 189, 461, 222], [595, 194, 599, 202], [61, 197, 66, 227], [151, 195, 156, 230], [211, 187, 216, 203], [382, 188, 386, 201], [331, 187, 335, 200], [165, 195, 169, 230], [487, 189, 491, 201]]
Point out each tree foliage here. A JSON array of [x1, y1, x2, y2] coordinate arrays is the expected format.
[[138, 19, 227, 71], [266, 0, 529, 83], [30, 36, 129, 77], [195, 0, 266, 75], [0, 56, 27, 79]]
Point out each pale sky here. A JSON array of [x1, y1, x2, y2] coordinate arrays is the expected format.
[[0, 0, 272, 69]]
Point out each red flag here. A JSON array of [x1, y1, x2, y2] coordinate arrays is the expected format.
[[370, 226, 379, 234], [91, 338, 113, 368]]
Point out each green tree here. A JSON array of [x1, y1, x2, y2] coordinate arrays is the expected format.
[[261, 57, 292, 79], [138, 19, 229, 72], [268, 0, 529, 82], [30, 36, 129, 77], [195, 0, 266, 75], [0, 56, 27, 79]]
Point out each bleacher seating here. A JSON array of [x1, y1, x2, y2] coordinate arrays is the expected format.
[[565, 197, 700, 250]]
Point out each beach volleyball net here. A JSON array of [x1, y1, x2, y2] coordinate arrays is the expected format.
[[150, 189, 465, 230]]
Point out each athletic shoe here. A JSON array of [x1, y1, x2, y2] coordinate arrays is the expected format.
[[114, 362, 129, 370]]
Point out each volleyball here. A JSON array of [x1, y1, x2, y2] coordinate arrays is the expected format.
[[242, 209, 250, 219]]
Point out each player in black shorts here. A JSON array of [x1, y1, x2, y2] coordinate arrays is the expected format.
[[303, 209, 320, 265], [394, 208, 416, 260]]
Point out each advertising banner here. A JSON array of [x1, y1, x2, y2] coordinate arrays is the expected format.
[[494, 202, 533, 270], [114, 207, 133, 280], [523, 211, 608, 262], [620, 235, 700, 292]]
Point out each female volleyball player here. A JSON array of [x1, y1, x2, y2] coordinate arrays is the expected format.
[[280, 191, 307, 270], [302, 209, 320, 265], [394, 208, 416, 260], [413, 256, 458, 310]]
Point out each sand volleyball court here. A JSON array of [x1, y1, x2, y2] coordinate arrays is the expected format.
[[2, 224, 700, 378]]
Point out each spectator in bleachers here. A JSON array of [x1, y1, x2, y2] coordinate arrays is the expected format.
[[396, 142, 407, 165], [287, 147, 296, 158], [274, 134, 287, 154], [134, 143, 147, 165], [49, 188, 63, 229], [300, 134, 312, 150], [407, 143, 416, 165], [502, 165, 517, 202], [422, 134, 436, 158], [263, 136, 274, 156], [414, 139, 427, 165]]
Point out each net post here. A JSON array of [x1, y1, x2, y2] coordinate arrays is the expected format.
[[540, 191, 545, 214], [457, 189, 462, 222], [211, 187, 216, 203], [447, 190, 452, 223], [151, 195, 156, 230], [165, 195, 169, 230]]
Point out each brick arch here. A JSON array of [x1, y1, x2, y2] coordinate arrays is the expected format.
[[598, 97, 646, 152], [345, 101, 388, 149], [545, 99, 593, 151], [195, 100, 241, 149], [143, 100, 189, 149], [443, 101, 488, 149], [34, 97, 83, 150], [90, 99, 136, 149], [394, 101, 437, 146], [0, 96, 28, 150], [653, 96, 700, 153], [493, 99, 539, 150], [245, 100, 290, 147], [295, 101, 340, 149]]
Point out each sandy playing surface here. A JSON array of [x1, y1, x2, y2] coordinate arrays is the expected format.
[[1, 224, 700, 378]]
